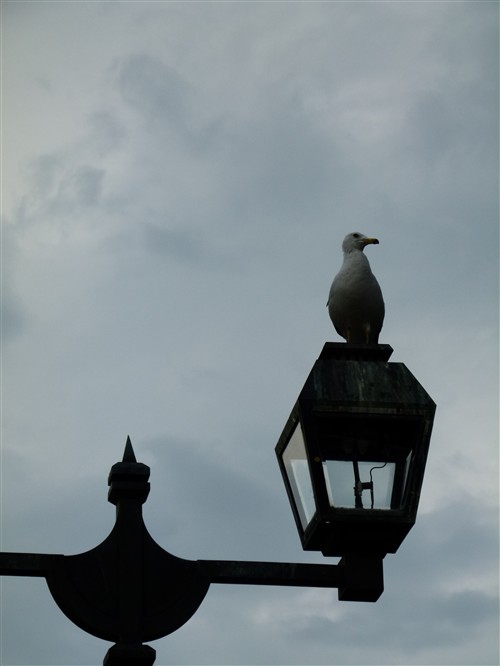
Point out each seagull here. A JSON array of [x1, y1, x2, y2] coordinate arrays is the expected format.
[[327, 232, 385, 344]]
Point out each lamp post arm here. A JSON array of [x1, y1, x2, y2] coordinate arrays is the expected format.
[[1, 550, 383, 606], [0, 552, 61, 577], [199, 559, 344, 588], [199, 555, 383, 602]]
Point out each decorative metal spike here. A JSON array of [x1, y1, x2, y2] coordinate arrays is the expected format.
[[123, 436, 137, 463]]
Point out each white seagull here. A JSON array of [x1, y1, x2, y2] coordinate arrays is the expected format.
[[327, 232, 385, 344]]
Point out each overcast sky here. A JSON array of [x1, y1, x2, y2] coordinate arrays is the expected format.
[[1, 2, 498, 665]]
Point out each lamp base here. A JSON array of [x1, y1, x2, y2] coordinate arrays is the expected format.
[[337, 554, 384, 602]]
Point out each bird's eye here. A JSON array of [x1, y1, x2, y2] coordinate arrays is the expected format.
[[352, 233, 360, 238]]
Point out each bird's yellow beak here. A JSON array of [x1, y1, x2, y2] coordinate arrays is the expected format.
[[363, 237, 379, 245]]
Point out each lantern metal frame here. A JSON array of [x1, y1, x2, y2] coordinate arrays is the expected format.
[[276, 343, 436, 557]]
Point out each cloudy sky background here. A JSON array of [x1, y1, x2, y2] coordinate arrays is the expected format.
[[1, 2, 498, 665]]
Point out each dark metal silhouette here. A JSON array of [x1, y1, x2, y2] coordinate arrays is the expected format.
[[1, 343, 435, 665], [0, 437, 383, 665]]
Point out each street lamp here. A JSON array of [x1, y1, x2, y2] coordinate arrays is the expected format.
[[0, 343, 435, 664], [276, 343, 435, 559]]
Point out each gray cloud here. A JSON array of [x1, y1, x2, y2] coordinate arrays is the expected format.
[[116, 54, 191, 135], [0, 289, 27, 344], [87, 110, 126, 156], [68, 165, 105, 206]]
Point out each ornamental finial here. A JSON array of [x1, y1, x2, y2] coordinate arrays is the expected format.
[[123, 436, 137, 463]]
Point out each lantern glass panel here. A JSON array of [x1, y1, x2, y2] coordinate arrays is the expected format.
[[282, 424, 316, 529], [323, 452, 412, 510]]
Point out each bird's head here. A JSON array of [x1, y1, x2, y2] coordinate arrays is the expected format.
[[342, 232, 380, 253]]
